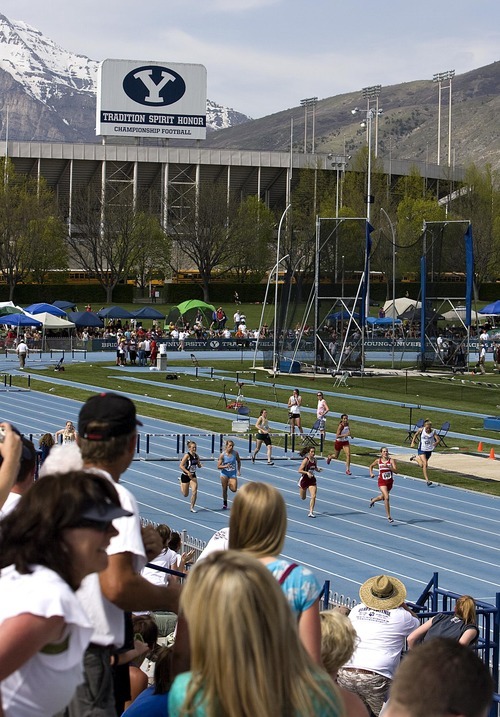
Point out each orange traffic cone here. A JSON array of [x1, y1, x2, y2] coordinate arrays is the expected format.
[[489, 448, 496, 460], [478, 442, 483, 452]]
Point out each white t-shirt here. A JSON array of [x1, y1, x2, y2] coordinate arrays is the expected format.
[[0, 565, 93, 717], [345, 603, 419, 679], [317, 399, 328, 419], [141, 548, 178, 586], [288, 394, 301, 415], [419, 428, 437, 452], [0, 492, 21, 519], [76, 475, 146, 648], [197, 528, 230, 561]]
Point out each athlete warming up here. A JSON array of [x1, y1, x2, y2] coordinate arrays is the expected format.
[[179, 441, 202, 513], [298, 446, 322, 518], [369, 447, 398, 523]]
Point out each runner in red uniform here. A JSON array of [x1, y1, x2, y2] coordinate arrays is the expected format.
[[326, 414, 352, 475], [298, 446, 322, 518], [369, 447, 398, 523]]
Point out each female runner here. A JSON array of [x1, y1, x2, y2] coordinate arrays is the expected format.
[[217, 439, 241, 510], [410, 418, 438, 486], [369, 447, 398, 523], [327, 414, 352, 475], [179, 441, 202, 513], [298, 446, 322, 518], [251, 409, 274, 465]]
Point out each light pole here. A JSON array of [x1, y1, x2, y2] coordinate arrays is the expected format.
[[352, 103, 382, 372], [380, 207, 397, 368], [352, 107, 382, 222], [362, 85, 382, 157], [432, 70, 455, 166], [300, 97, 318, 153], [328, 154, 350, 218], [273, 204, 292, 373]]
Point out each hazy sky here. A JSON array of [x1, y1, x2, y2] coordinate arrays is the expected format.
[[4, 0, 500, 118]]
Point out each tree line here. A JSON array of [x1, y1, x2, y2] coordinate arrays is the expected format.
[[0, 155, 499, 303]]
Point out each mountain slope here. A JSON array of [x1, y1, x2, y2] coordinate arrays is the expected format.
[[204, 62, 500, 170]]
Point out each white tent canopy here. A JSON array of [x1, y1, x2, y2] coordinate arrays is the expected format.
[[31, 312, 75, 329], [382, 297, 422, 319], [441, 307, 489, 323]]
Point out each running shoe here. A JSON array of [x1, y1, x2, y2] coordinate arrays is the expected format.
[[409, 455, 416, 462], [369, 499, 375, 508], [346, 470, 352, 475], [190, 508, 197, 513], [267, 461, 274, 466], [326, 455, 332, 465], [427, 481, 433, 487], [222, 503, 228, 510], [251, 454, 255, 463], [388, 517, 394, 523], [308, 512, 315, 518]]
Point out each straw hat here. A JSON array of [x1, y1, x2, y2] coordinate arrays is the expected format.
[[359, 575, 406, 610]]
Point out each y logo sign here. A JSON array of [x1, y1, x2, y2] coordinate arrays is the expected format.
[[123, 65, 186, 106]]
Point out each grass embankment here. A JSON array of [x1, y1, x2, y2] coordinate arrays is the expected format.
[[27, 357, 500, 496]]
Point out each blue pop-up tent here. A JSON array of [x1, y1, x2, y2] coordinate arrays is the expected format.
[[24, 302, 67, 317], [0, 313, 42, 327], [98, 306, 134, 319], [479, 300, 500, 315]]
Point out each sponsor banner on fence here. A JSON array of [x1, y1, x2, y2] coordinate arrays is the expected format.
[[91, 337, 481, 353]]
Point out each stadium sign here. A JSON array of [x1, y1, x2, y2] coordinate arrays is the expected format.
[[96, 59, 207, 140]]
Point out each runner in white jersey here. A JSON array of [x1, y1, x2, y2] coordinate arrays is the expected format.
[[410, 419, 439, 486]]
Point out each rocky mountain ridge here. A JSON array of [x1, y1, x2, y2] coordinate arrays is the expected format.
[[0, 12, 250, 143]]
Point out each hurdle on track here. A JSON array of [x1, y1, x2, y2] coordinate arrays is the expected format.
[[134, 431, 323, 460], [0, 373, 31, 391]]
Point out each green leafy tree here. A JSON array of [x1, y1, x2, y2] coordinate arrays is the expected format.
[[226, 196, 275, 282], [395, 196, 446, 276], [169, 182, 238, 303], [451, 163, 500, 285], [0, 160, 67, 300], [130, 213, 170, 297], [68, 185, 152, 303], [30, 215, 69, 285]]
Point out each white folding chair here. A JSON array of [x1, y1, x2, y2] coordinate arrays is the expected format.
[[333, 371, 349, 388]]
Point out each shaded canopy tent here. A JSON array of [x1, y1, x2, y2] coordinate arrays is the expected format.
[[0, 303, 24, 317], [131, 307, 166, 320], [366, 316, 402, 326], [168, 299, 216, 325], [98, 306, 134, 319], [0, 313, 42, 327], [441, 307, 484, 322], [31, 313, 75, 329], [53, 300, 77, 310], [31, 312, 75, 351], [67, 311, 104, 328], [382, 297, 421, 319], [327, 311, 361, 321], [399, 306, 444, 322], [479, 300, 500, 315], [24, 302, 67, 317], [176, 300, 215, 315]]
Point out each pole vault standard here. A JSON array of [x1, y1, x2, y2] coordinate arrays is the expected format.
[[313, 217, 372, 375]]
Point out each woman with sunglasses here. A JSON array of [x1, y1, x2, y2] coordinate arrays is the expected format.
[[0, 471, 131, 717]]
